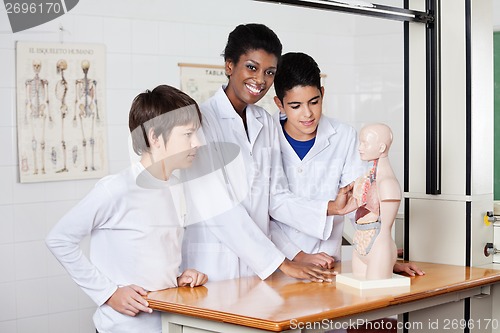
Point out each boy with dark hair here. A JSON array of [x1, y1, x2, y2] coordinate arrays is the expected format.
[[46, 85, 207, 333], [271, 52, 424, 277]]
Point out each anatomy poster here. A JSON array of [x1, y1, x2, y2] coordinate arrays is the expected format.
[[16, 41, 108, 183], [179, 63, 279, 114]]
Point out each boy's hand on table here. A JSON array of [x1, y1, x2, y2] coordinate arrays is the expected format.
[[293, 251, 336, 269], [106, 284, 152, 316], [279, 258, 337, 282], [178, 269, 208, 287], [393, 262, 425, 277]]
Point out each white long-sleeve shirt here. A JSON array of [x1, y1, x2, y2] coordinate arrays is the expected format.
[[46, 162, 184, 333], [181, 86, 331, 281], [271, 113, 366, 260]]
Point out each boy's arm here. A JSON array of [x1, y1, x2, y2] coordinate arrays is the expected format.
[[45, 184, 118, 307], [269, 219, 302, 260], [268, 122, 333, 240], [270, 220, 335, 269]]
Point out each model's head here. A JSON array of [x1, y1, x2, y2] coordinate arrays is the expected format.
[[274, 52, 322, 103], [129, 85, 202, 156], [358, 123, 393, 161], [223, 23, 282, 65]]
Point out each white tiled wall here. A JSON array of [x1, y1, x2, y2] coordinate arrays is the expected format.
[[0, 0, 476, 332]]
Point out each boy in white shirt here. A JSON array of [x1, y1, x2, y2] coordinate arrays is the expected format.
[[46, 85, 208, 333], [271, 52, 424, 333], [271, 52, 424, 277]]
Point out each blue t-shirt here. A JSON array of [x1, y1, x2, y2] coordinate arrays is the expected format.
[[281, 119, 316, 160]]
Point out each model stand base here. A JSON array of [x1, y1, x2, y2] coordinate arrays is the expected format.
[[336, 273, 410, 289]]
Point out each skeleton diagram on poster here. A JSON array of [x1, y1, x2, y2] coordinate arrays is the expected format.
[[16, 41, 108, 183]]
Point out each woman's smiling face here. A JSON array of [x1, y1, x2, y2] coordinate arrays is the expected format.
[[224, 49, 278, 113]]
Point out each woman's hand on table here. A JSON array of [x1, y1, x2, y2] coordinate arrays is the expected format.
[[279, 258, 337, 282], [293, 251, 336, 269]]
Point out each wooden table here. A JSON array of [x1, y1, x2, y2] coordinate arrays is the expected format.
[[146, 262, 500, 332]]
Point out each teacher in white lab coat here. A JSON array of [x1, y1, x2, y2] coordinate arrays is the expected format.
[[181, 23, 352, 282]]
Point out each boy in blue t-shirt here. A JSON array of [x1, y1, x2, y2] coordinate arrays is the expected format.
[[271, 52, 424, 277]]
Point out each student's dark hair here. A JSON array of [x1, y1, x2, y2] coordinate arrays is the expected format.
[[274, 52, 322, 102], [129, 85, 201, 155], [223, 23, 282, 64]]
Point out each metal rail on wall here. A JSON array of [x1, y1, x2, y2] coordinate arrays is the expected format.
[[253, 0, 434, 24]]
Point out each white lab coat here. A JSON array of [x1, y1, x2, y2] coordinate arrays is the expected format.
[[181, 86, 331, 281], [46, 163, 183, 333], [270, 112, 366, 261]]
